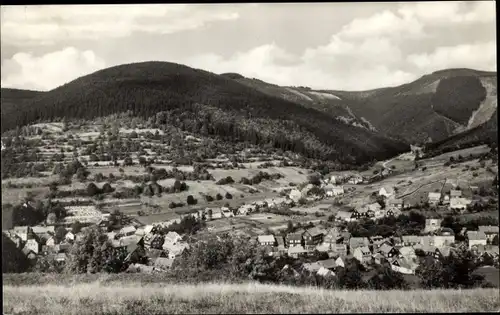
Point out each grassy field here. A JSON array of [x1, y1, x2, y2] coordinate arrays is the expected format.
[[3, 279, 499, 314]]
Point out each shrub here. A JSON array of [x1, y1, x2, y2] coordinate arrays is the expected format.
[[225, 192, 233, 200], [187, 195, 197, 205]]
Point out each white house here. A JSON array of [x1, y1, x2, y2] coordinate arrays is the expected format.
[[65, 231, 75, 242], [119, 225, 137, 237], [379, 186, 395, 198], [258, 235, 276, 246], [467, 231, 487, 249], [428, 192, 441, 205], [164, 231, 182, 245], [23, 239, 40, 254], [326, 185, 344, 197], [348, 175, 363, 185], [450, 198, 472, 211]]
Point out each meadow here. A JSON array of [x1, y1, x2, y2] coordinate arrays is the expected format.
[[3, 278, 499, 314]]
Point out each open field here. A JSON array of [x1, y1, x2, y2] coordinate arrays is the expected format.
[[3, 279, 499, 314]]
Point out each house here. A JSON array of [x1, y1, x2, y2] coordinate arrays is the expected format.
[[221, 207, 234, 218], [55, 253, 67, 263], [379, 186, 395, 198], [326, 185, 344, 197], [258, 235, 276, 246], [402, 235, 420, 247], [348, 175, 363, 185], [164, 231, 182, 245], [387, 198, 404, 209], [323, 227, 341, 246], [478, 226, 499, 243], [106, 231, 117, 241], [13, 226, 33, 242], [467, 231, 488, 249], [163, 242, 189, 259], [428, 192, 441, 205], [45, 236, 56, 247], [32, 225, 55, 236], [144, 233, 164, 249], [287, 245, 308, 258], [339, 231, 352, 245], [353, 246, 372, 264], [119, 225, 137, 237], [23, 238, 39, 254], [211, 208, 223, 220], [390, 257, 417, 274], [22, 248, 37, 260], [303, 227, 324, 248], [378, 243, 399, 258], [414, 244, 441, 259], [286, 232, 303, 247], [355, 208, 374, 219], [336, 211, 356, 222], [398, 246, 417, 260], [154, 257, 174, 271], [449, 198, 472, 211], [450, 190, 462, 199], [424, 218, 442, 233], [328, 243, 348, 257], [65, 231, 75, 242], [335, 256, 346, 268], [317, 267, 335, 277], [275, 236, 287, 254], [302, 262, 322, 273], [433, 228, 455, 248], [289, 189, 302, 202], [349, 237, 370, 251]]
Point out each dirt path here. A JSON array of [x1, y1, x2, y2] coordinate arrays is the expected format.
[[397, 179, 446, 199]]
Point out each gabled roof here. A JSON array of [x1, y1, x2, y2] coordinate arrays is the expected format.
[[336, 211, 353, 219], [305, 227, 324, 237], [287, 232, 303, 241], [317, 259, 337, 269], [379, 243, 395, 254], [467, 231, 487, 241], [303, 262, 321, 273], [349, 237, 370, 248], [380, 186, 395, 194], [450, 190, 462, 197], [32, 225, 55, 234], [120, 225, 137, 234], [165, 231, 182, 243], [357, 246, 371, 255], [258, 235, 275, 243], [479, 226, 499, 234], [428, 192, 441, 200], [288, 246, 307, 254]]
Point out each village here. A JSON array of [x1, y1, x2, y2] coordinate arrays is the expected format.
[[4, 161, 499, 277]]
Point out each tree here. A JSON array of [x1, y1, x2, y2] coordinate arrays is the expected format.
[[216, 193, 223, 200], [86, 183, 100, 196], [123, 156, 133, 166], [336, 258, 365, 289], [368, 264, 408, 290], [102, 183, 114, 194], [307, 173, 321, 186], [55, 226, 67, 243], [187, 195, 197, 205], [174, 180, 182, 193], [64, 226, 127, 274], [225, 192, 233, 200], [71, 221, 83, 234]]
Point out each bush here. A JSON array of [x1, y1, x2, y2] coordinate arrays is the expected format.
[[216, 193, 223, 200], [225, 192, 233, 200], [187, 195, 197, 205]]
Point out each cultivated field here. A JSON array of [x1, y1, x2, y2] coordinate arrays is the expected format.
[[3, 280, 499, 314]]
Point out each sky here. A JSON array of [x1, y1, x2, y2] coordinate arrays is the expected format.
[[0, 2, 496, 91]]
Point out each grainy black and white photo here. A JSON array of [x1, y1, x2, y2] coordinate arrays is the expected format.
[[1, 2, 499, 314]]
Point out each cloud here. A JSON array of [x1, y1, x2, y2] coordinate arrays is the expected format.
[[0, 4, 239, 46], [407, 41, 497, 73], [398, 1, 496, 25], [338, 9, 424, 39], [1, 47, 106, 91]]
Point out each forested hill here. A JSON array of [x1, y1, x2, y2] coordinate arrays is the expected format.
[[0, 61, 408, 165], [328, 68, 497, 144]]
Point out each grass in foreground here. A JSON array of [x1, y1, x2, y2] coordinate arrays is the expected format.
[[3, 281, 500, 314]]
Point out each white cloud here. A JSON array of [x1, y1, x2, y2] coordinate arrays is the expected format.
[[407, 41, 497, 73], [398, 1, 496, 25], [0, 4, 239, 46], [1, 47, 106, 91], [338, 10, 424, 39]]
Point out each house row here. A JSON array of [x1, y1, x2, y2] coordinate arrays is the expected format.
[[335, 206, 402, 223]]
